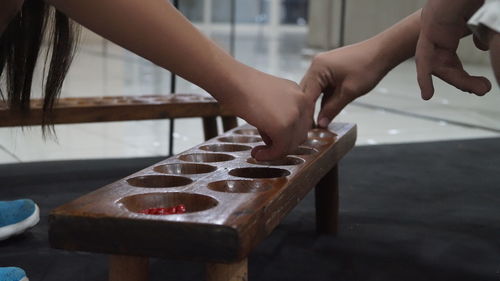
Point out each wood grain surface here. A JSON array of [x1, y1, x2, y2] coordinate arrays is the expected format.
[[0, 94, 234, 127], [206, 259, 248, 281], [49, 123, 357, 263], [109, 255, 149, 281]]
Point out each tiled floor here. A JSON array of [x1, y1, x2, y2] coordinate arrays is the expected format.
[[0, 28, 498, 164]]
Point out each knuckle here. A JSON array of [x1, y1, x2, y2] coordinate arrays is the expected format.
[[341, 82, 357, 98], [311, 52, 329, 67]]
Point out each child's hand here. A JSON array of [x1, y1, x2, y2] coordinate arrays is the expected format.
[[489, 31, 500, 84], [415, 0, 491, 100], [300, 43, 386, 128], [225, 69, 315, 161]]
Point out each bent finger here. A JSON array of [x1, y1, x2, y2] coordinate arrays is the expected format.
[[416, 38, 436, 100], [437, 68, 492, 96]]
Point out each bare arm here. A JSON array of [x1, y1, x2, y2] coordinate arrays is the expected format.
[[46, 0, 247, 104], [372, 10, 422, 76], [300, 10, 421, 127], [44, 0, 314, 160], [487, 30, 500, 84]]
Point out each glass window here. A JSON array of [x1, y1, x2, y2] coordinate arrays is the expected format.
[[212, 0, 270, 23], [178, 0, 204, 22], [281, 0, 308, 25]]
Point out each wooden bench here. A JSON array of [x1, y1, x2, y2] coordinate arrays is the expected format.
[[49, 122, 357, 281], [0, 94, 238, 139]]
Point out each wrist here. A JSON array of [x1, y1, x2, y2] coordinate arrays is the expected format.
[[367, 36, 398, 78], [371, 9, 422, 74], [201, 56, 255, 110]]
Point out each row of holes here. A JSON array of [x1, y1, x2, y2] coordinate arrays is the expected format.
[[119, 127, 336, 215]]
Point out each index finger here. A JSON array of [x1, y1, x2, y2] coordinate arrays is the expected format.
[[300, 71, 324, 102], [415, 38, 436, 100]]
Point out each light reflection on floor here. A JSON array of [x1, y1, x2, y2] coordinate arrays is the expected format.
[[0, 29, 498, 163]]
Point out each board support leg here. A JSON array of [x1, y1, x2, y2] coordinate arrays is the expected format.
[[202, 117, 219, 140], [205, 258, 248, 281], [315, 165, 339, 235], [109, 255, 149, 281], [221, 116, 238, 132]]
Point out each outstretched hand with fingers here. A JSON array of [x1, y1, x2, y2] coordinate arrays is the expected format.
[[300, 43, 387, 128], [415, 0, 491, 100]]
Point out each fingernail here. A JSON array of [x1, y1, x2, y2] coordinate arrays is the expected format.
[[318, 118, 329, 128], [482, 79, 492, 92]]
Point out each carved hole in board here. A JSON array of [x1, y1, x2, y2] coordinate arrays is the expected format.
[[153, 163, 217, 175], [233, 128, 259, 136], [218, 136, 262, 143], [76, 100, 92, 105], [31, 100, 43, 107], [172, 94, 213, 102], [117, 99, 144, 104], [111, 97, 132, 102], [55, 100, 73, 107], [92, 100, 112, 105], [290, 146, 318, 156], [118, 192, 218, 214], [127, 175, 193, 188], [301, 138, 330, 148], [137, 95, 159, 99], [247, 156, 304, 166], [308, 129, 337, 140], [179, 153, 235, 163], [229, 167, 290, 179], [199, 144, 252, 152], [208, 180, 272, 193], [172, 94, 199, 101], [153, 97, 171, 103]]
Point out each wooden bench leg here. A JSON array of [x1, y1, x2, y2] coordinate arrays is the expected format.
[[221, 116, 238, 132], [203, 117, 219, 141], [315, 165, 339, 235], [206, 258, 248, 281], [109, 255, 149, 281]]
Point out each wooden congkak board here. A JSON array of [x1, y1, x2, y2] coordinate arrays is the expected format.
[[0, 94, 233, 127], [49, 123, 356, 264]]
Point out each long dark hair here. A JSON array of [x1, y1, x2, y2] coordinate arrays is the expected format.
[[0, 0, 79, 131]]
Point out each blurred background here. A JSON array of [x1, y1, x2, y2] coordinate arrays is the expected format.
[[0, 0, 498, 163]]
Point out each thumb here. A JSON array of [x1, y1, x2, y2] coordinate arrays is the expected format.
[[473, 34, 490, 51], [437, 68, 492, 96], [417, 63, 435, 100], [316, 88, 350, 128], [300, 72, 326, 103], [415, 37, 436, 100]]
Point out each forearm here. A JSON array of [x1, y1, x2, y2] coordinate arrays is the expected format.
[[45, 0, 249, 104], [488, 30, 500, 85], [368, 10, 422, 75]]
